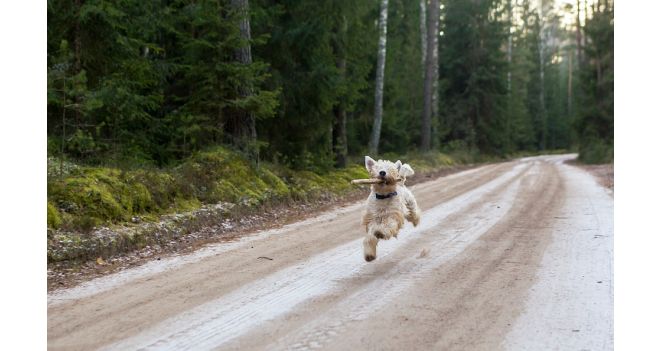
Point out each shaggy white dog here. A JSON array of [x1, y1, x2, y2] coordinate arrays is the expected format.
[[361, 156, 421, 261]]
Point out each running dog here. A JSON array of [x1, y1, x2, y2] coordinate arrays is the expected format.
[[361, 156, 421, 261]]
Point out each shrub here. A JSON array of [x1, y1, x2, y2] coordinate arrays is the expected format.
[[579, 138, 613, 164], [48, 168, 159, 230], [47, 202, 62, 229]]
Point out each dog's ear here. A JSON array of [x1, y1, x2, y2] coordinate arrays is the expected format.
[[395, 160, 402, 170], [365, 156, 376, 172], [398, 163, 415, 178]]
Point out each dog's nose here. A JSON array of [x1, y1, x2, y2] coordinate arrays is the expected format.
[[379, 171, 386, 177]]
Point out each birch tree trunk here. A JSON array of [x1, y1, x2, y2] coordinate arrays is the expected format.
[[506, 0, 512, 95], [506, 0, 513, 152], [576, 0, 583, 66], [421, 0, 439, 152], [430, 1, 439, 149], [419, 0, 427, 77], [231, 0, 257, 156], [369, 0, 389, 155]]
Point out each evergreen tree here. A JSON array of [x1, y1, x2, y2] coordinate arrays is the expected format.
[[253, 0, 374, 168], [575, 0, 613, 163], [507, 1, 535, 151], [439, 0, 508, 154], [46, 0, 613, 169]]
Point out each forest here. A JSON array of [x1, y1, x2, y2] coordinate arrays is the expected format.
[[46, 0, 614, 239], [47, 0, 613, 169]]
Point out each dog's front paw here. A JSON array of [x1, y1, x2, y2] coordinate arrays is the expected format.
[[412, 214, 420, 227], [408, 212, 420, 227]]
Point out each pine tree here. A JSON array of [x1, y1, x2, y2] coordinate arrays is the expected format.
[[439, 0, 508, 154], [575, 0, 613, 163], [230, 0, 259, 161], [46, 0, 612, 169]]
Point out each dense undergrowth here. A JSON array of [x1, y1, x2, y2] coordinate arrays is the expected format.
[[578, 139, 613, 164]]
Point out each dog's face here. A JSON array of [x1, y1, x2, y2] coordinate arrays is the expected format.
[[365, 156, 415, 192]]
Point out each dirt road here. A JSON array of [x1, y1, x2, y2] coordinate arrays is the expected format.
[[47, 155, 613, 350]]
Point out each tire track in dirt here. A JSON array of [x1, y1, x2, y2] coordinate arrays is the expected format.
[[48, 156, 613, 351], [48, 162, 514, 351], [254, 166, 534, 351], [48, 162, 509, 306], [245, 160, 560, 351], [98, 163, 531, 351]]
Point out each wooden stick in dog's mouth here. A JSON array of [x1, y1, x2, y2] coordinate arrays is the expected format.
[[350, 178, 403, 185]]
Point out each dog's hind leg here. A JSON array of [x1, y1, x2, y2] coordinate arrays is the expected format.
[[363, 232, 379, 262], [382, 213, 405, 239]]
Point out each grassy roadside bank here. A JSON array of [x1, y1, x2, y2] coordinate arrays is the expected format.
[[48, 147, 484, 264]]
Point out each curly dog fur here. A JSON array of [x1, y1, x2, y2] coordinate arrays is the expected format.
[[361, 156, 421, 261]]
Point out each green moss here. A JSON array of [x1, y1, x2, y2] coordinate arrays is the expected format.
[[129, 182, 153, 212], [404, 152, 456, 173], [47, 147, 463, 233], [287, 170, 327, 200], [173, 197, 201, 212], [177, 147, 291, 206], [47, 202, 62, 229], [52, 172, 126, 222], [257, 168, 290, 199], [328, 165, 369, 192], [47, 149, 475, 262], [49, 167, 162, 230], [131, 170, 179, 210]]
